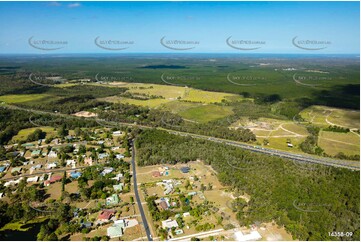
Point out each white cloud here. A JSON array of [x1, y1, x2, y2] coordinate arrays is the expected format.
[[68, 3, 81, 8], [48, 2, 61, 7]]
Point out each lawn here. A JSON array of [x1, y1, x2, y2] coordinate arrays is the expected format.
[[0, 94, 50, 104]]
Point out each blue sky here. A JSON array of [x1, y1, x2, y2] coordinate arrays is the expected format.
[[0, 1, 359, 54]]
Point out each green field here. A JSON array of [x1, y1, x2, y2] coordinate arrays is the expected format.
[[12, 126, 56, 142], [1, 56, 358, 110], [300, 105, 360, 129], [178, 104, 233, 123], [318, 131, 360, 156], [0, 94, 50, 104]]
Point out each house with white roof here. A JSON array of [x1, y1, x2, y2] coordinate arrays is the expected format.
[[161, 219, 178, 229], [27, 176, 39, 183]]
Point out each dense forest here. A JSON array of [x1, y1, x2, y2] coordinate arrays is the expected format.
[[135, 129, 360, 241]]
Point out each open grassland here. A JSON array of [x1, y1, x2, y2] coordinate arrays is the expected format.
[[300, 105, 360, 129], [160, 100, 202, 113], [327, 109, 360, 129], [103, 82, 242, 104], [179, 104, 234, 123], [11, 126, 56, 142], [106, 82, 185, 99], [0, 94, 50, 104], [100, 95, 169, 108], [265, 136, 306, 152], [182, 88, 241, 103], [318, 131, 360, 156]]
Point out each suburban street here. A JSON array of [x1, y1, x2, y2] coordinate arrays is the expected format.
[[131, 141, 153, 241]]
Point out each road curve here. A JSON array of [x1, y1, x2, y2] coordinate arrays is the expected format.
[[131, 141, 153, 241]]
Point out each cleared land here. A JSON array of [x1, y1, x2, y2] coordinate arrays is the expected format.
[[99, 82, 242, 107], [179, 104, 234, 123], [318, 131, 360, 156], [300, 105, 360, 129], [11, 126, 56, 142], [0, 94, 50, 104]]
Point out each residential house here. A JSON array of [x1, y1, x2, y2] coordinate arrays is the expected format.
[[66, 159, 76, 168], [183, 212, 190, 217], [98, 209, 116, 222], [98, 153, 109, 159], [234, 231, 262, 241], [111, 173, 123, 181], [112, 131, 123, 136], [4, 177, 23, 187], [161, 219, 178, 230], [101, 167, 113, 176], [106, 194, 120, 205], [11, 167, 22, 174], [44, 175, 63, 186], [48, 150, 57, 158], [115, 154, 124, 159], [84, 157, 93, 166], [31, 150, 41, 157], [70, 171, 82, 179], [175, 229, 184, 235], [113, 184, 124, 192], [47, 162, 57, 169], [159, 201, 169, 211], [27, 176, 39, 183], [30, 164, 42, 173], [107, 223, 125, 238]]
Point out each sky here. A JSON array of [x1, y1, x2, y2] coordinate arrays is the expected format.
[[0, 1, 359, 54]]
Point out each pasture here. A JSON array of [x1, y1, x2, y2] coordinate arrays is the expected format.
[[11, 126, 56, 142], [0, 94, 50, 104], [179, 104, 234, 123], [318, 131, 360, 156], [300, 105, 360, 129]]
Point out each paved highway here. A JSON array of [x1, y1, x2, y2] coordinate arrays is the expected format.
[[2, 104, 359, 171], [131, 141, 153, 241]]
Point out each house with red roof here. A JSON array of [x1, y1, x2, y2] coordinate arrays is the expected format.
[[98, 209, 116, 222], [44, 174, 63, 186]]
